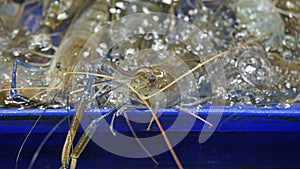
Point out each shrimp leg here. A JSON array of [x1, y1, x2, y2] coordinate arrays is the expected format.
[[8, 59, 42, 106], [10, 60, 39, 96], [69, 108, 118, 169], [60, 72, 95, 169]]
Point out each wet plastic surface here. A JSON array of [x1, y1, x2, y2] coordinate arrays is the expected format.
[[1, 105, 300, 169]]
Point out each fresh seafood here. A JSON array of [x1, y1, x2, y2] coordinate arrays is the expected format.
[[0, 1, 299, 169]]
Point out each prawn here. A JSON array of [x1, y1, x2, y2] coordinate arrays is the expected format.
[[1, 0, 299, 169]]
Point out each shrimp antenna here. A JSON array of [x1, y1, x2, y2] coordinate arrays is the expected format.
[[128, 84, 184, 169], [15, 93, 59, 169], [28, 116, 67, 169], [15, 109, 44, 169]]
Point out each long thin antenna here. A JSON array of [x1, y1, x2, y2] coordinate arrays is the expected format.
[[144, 26, 283, 100], [128, 84, 184, 169], [15, 111, 44, 169], [123, 112, 159, 165], [28, 116, 67, 169], [175, 106, 213, 128]]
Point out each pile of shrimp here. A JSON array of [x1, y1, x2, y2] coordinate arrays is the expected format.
[[1, 0, 298, 107], [0, 0, 299, 168]]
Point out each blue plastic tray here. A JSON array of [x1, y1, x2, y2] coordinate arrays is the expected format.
[[1, 2, 300, 169], [1, 105, 300, 169]]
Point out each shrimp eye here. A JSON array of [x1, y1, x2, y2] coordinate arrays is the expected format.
[[56, 62, 61, 69], [148, 75, 156, 83]]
